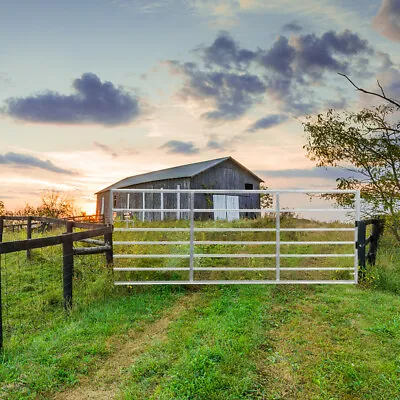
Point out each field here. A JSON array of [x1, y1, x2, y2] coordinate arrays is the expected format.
[[0, 218, 399, 399]]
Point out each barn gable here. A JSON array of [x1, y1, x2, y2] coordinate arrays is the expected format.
[[96, 156, 262, 194]]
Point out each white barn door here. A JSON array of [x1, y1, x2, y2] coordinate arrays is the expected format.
[[226, 195, 239, 221], [213, 195, 239, 221]]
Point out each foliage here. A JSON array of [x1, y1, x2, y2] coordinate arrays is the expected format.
[[0, 200, 4, 215], [304, 103, 400, 240], [4, 189, 80, 218], [260, 183, 273, 211]]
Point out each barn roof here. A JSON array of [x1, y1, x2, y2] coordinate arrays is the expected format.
[[96, 156, 263, 194]]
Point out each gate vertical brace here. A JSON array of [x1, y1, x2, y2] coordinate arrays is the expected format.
[[354, 190, 361, 284], [176, 185, 181, 220], [189, 191, 195, 282], [160, 188, 164, 221], [275, 193, 280, 282], [142, 192, 145, 222], [63, 221, 74, 311], [0, 216, 3, 349]]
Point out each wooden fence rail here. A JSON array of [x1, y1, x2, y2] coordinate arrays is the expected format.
[[0, 215, 113, 349]]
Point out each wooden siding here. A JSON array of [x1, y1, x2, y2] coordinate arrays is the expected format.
[[191, 158, 261, 219]]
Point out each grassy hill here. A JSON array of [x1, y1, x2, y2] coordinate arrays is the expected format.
[[0, 218, 399, 399]]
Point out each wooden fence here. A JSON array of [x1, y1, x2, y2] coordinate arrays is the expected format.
[[357, 218, 385, 278], [0, 215, 113, 349]]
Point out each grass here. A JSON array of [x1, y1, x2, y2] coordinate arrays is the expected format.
[[0, 217, 399, 399]]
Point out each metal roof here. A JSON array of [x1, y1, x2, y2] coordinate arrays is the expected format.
[[96, 156, 263, 194]]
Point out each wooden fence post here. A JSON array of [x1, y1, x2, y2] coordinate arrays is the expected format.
[[63, 221, 74, 311], [27, 216, 32, 260], [0, 216, 3, 349], [105, 227, 113, 265], [357, 220, 366, 279]]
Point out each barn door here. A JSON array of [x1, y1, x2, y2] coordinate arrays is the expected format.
[[213, 195, 226, 220], [212, 195, 239, 221], [226, 196, 239, 221]]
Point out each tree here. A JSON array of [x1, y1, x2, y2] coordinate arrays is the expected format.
[[303, 78, 400, 241], [37, 189, 77, 218], [0, 200, 4, 216]]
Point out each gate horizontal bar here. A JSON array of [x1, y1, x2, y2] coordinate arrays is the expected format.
[[113, 227, 355, 232], [114, 280, 356, 285], [113, 207, 352, 213], [114, 267, 354, 272], [114, 253, 354, 259], [113, 240, 354, 246], [113, 188, 358, 194]]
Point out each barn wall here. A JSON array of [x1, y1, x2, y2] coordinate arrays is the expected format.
[[110, 178, 191, 222], [191, 159, 261, 219], [96, 191, 111, 224]]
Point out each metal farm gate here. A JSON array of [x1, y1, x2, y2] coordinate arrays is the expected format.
[[110, 189, 361, 285]]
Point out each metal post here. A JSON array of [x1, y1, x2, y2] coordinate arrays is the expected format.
[[354, 190, 361, 284], [189, 191, 195, 282], [357, 220, 366, 279], [63, 221, 74, 311], [275, 193, 280, 281], [176, 185, 181, 220], [0, 216, 3, 349], [160, 188, 164, 221], [142, 192, 145, 222], [27, 216, 32, 260]]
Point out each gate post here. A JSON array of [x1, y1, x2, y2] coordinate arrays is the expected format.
[[189, 191, 195, 282], [357, 220, 366, 279], [275, 193, 280, 282]]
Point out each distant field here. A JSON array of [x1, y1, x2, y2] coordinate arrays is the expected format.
[[0, 217, 399, 399]]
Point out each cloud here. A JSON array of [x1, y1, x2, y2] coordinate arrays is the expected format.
[[258, 36, 295, 78], [246, 114, 288, 132], [373, 0, 400, 42], [167, 29, 373, 118], [291, 30, 372, 80], [168, 61, 266, 120], [0, 152, 73, 174], [160, 140, 200, 154], [93, 141, 140, 158], [198, 31, 256, 70], [281, 20, 303, 33], [93, 141, 118, 158], [3, 73, 141, 126]]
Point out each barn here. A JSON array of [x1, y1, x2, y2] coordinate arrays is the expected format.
[[96, 156, 263, 223]]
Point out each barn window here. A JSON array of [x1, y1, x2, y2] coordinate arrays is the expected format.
[[245, 183, 253, 190], [113, 195, 117, 208]]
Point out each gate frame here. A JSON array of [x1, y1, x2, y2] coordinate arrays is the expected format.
[[111, 188, 361, 285]]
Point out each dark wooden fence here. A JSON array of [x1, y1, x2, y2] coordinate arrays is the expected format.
[[357, 218, 384, 278], [0, 215, 113, 349]]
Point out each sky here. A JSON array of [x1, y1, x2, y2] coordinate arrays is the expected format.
[[1, 0, 399, 213]]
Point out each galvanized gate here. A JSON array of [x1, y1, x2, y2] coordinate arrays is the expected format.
[[110, 189, 361, 285]]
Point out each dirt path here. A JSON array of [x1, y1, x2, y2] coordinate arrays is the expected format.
[[53, 292, 200, 400]]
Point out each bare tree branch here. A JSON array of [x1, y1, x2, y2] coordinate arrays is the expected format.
[[338, 73, 400, 109], [377, 79, 386, 98]]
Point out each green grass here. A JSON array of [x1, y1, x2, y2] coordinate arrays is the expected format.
[[0, 217, 399, 399]]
